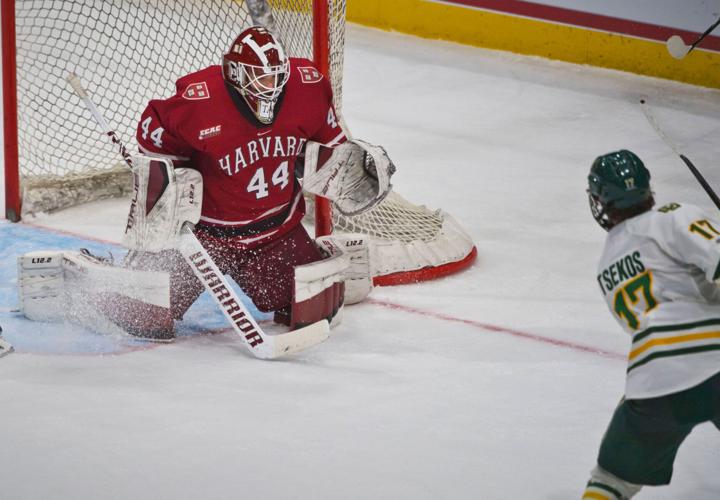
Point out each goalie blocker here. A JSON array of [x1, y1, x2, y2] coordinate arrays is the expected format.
[[17, 155, 372, 344]]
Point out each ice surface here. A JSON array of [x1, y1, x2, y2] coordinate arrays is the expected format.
[[1, 24, 719, 500]]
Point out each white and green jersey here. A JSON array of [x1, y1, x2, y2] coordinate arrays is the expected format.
[[597, 202, 720, 399]]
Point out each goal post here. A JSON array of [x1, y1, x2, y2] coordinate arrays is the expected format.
[[312, 0, 333, 236], [2, 0, 20, 222], [2, 0, 476, 285]]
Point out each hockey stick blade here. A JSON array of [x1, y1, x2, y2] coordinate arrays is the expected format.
[[666, 17, 720, 59], [267, 319, 331, 357], [177, 224, 329, 359], [667, 35, 691, 59]]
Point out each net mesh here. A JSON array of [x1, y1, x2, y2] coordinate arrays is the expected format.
[[332, 192, 443, 244], [14, 0, 346, 214]]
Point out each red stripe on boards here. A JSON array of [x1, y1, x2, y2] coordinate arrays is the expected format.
[[434, 0, 720, 51]]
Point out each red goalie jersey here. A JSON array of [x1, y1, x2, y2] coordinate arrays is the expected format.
[[136, 58, 346, 247]]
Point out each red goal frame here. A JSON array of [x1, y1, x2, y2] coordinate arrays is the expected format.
[[2, 0, 20, 222]]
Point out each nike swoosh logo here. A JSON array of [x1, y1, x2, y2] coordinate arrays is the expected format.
[[258, 129, 272, 136]]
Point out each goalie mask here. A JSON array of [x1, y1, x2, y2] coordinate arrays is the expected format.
[[222, 26, 290, 125], [587, 149, 654, 230]]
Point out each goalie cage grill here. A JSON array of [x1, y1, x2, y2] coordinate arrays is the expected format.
[[2, 0, 476, 286]]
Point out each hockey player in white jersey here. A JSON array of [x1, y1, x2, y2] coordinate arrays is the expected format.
[[581, 150, 720, 500]]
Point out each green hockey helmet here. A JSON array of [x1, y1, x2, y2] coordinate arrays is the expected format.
[[587, 150, 653, 230]]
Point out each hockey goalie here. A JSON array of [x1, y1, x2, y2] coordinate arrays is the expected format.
[[17, 27, 395, 350]]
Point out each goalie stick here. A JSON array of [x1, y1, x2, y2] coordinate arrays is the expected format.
[[640, 98, 720, 211], [66, 73, 329, 359]]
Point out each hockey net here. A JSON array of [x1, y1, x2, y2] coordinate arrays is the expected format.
[[4, 0, 476, 285]]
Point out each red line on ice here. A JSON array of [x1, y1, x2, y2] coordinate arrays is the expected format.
[[367, 298, 625, 360]]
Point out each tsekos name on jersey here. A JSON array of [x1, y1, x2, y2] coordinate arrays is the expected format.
[[597, 202, 720, 399], [596, 251, 645, 294], [136, 58, 346, 248]]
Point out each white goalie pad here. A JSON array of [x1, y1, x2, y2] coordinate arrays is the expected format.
[[316, 233, 373, 304], [293, 254, 347, 329], [61, 250, 170, 308], [17, 251, 65, 322], [18, 250, 170, 331], [303, 139, 396, 216], [123, 154, 203, 252], [294, 254, 347, 303]]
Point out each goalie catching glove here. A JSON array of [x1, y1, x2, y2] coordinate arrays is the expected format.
[[302, 139, 396, 216]]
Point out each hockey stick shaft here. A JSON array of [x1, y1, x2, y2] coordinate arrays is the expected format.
[[691, 17, 720, 50], [67, 73, 134, 168], [678, 154, 720, 211], [66, 73, 328, 358], [640, 99, 720, 211], [176, 226, 273, 358]]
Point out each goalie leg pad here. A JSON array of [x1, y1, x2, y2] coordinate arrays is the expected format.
[[62, 250, 171, 308], [123, 154, 203, 252], [123, 249, 205, 321], [91, 293, 175, 341], [18, 249, 175, 340], [64, 250, 175, 340], [316, 234, 373, 304], [18, 251, 66, 322], [292, 254, 347, 330]]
